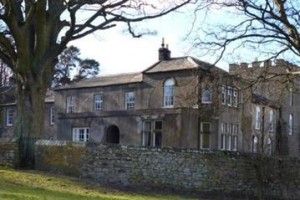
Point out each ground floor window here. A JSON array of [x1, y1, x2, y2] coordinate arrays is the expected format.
[[142, 120, 162, 147], [72, 127, 89, 142], [200, 122, 211, 149], [220, 123, 238, 151], [267, 137, 272, 155], [252, 135, 258, 153]]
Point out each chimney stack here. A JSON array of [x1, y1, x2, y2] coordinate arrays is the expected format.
[[158, 38, 171, 61]]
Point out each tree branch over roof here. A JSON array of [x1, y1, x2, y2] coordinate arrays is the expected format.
[[0, 0, 192, 70], [191, 0, 300, 64]]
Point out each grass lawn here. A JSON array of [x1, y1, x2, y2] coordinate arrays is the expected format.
[[0, 168, 203, 200]]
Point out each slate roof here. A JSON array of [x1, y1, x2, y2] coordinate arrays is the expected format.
[[56, 72, 143, 90], [143, 56, 215, 73], [0, 88, 54, 105], [56, 56, 225, 90]]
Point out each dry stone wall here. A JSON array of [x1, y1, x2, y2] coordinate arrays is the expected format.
[[1, 140, 298, 200], [0, 140, 18, 167]]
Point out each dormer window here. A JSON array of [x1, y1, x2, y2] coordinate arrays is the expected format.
[[163, 79, 174, 108]]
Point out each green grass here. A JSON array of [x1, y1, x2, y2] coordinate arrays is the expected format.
[[0, 168, 201, 200]]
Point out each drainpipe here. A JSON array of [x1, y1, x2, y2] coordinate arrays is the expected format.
[[197, 116, 200, 149], [261, 106, 265, 154]]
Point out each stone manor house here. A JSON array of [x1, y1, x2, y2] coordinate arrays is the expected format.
[[0, 42, 299, 157]]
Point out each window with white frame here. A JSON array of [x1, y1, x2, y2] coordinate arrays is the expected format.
[[6, 108, 14, 126], [227, 87, 233, 106], [220, 123, 238, 151], [94, 94, 103, 111], [269, 110, 275, 132], [201, 88, 212, 104], [142, 120, 162, 147], [255, 106, 261, 130], [50, 106, 55, 125], [72, 127, 89, 142], [232, 124, 238, 151], [163, 79, 174, 108], [200, 122, 211, 149], [125, 92, 135, 110], [252, 136, 258, 153], [221, 86, 226, 105], [267, 137, 272, 155], [220, 123, 226, 150], [289, 87, 293, 106], [66, 96, 76, 113], [222, 86, 239, 107], [227, 123, 232, 150], [289, 114, 293, 135], [233, 89, 238, 107]]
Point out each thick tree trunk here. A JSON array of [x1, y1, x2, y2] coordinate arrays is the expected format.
[[16, 77, 48, 168]]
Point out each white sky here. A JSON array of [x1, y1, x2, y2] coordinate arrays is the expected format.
[[71, 6, 230, 75]]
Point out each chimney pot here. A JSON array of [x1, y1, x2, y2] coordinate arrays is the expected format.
[[158, 38, 171, 61]]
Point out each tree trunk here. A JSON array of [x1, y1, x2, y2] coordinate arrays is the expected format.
[[16, 75, 48, 168]]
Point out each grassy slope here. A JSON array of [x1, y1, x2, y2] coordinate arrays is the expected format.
[[0, 168, 199, 200]]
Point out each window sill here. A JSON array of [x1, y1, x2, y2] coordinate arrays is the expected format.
[[162, 106, 174, 109]]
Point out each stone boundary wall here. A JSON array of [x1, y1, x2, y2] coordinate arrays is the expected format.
[[18, 141, 300, 200], [0, 140, 18, 167], [35, 140, 86, 176]]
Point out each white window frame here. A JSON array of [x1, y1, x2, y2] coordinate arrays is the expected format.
[[125, 92, 135, 110], [227, 87, 233, 106], [255, 106, 261, 130], [252, 136, 258, 153], [66, 96, 76, 113], [220, 123, 226, 150], [267, 137, 272, 155], [6, 108, 14, 126], [221, 86, 226, 105], [269, 109, 275, 132], [72, 127, 90, 142], [142, 120, 162, 147], [289, 114, 293, 135], [201, 88, 212, 104], [289, 87, 293, 106], [232, 124, 238, 151], [226, 123, 232, 151], [50, 106, 55, 125], [233, 89, 238, 107], [94, 94, 103, 112], [163, 79, 174, 108]]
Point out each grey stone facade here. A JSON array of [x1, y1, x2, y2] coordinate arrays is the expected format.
[[0, 44, 292, 156]]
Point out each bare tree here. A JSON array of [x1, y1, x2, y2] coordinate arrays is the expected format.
[[191, 0, 300, 64], [0, 60, 12, 87], [0, 0, 191, 168]]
